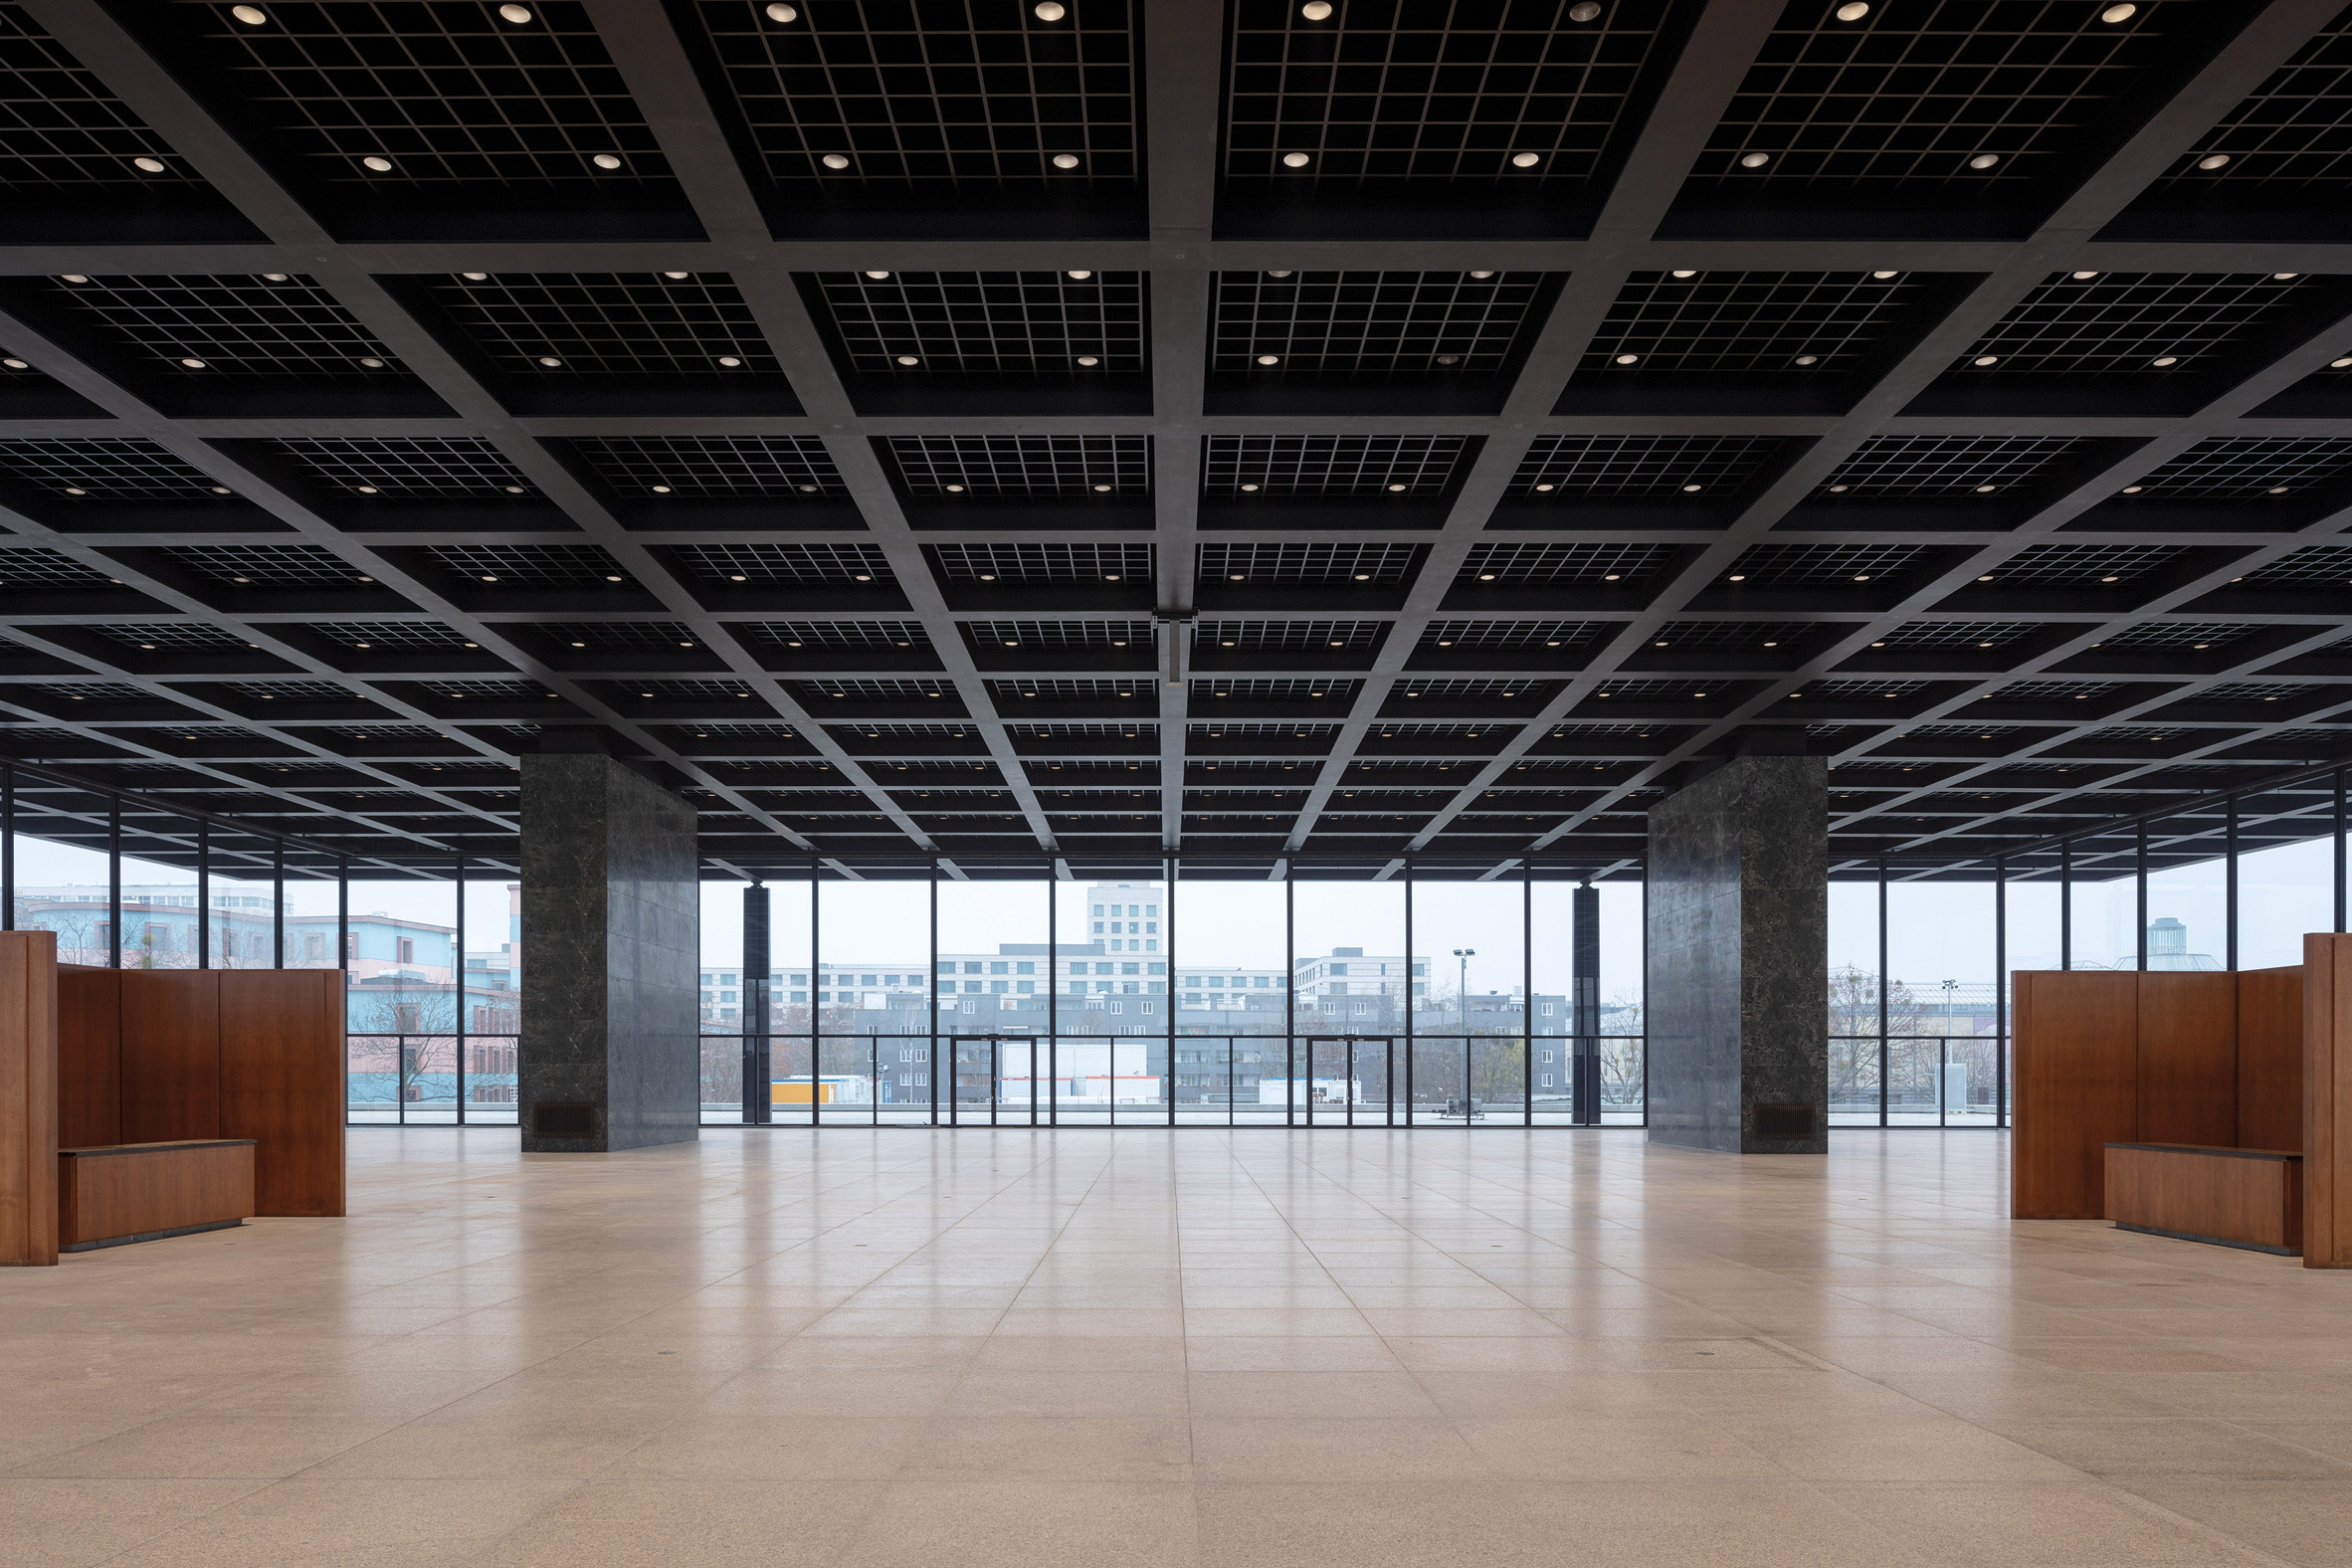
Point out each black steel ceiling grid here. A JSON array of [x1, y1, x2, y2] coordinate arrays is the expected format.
[[0, 0, 2347, 881]]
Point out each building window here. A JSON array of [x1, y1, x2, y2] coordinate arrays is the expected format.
[[398, 936, 415, 963]]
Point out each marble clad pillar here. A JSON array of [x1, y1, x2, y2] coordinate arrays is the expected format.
[[519, 751, 699, 1152], [1646, 753, 1829, 1153]]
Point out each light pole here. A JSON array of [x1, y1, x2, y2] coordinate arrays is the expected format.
[[1454, 948, 1474, 1034]]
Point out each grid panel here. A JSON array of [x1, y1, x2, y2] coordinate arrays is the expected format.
[[192, 0, 674, 189], [2123, 439, 2352, 499], [1720, 542, 1930, 584], [427, 274, 777, 375], [1391, 679, 1549, 700], [314, 621, 482, 651], [618, 678, 760, 701], [1993, 543, 2190, 583], [993, 679, 1152, 700], [88, 623, 255, 653], [1199, 542, 1423, 584], [568, 436, 839, 495], [888, 436, 1148, 495], [540, 621, 700, 651], [1457, 542, 1678, 585], [1993, 679, 2126, 702], [1873, 621, 2036, 648], [691, 0, 1139, 186], [272, 438, 535, 497], [968, 620, 1151, 649], [1583, 273, 1920, 375], [1648, 621, 1827, 650], [1700, 0, 2178, 188], [41, 274, 409, 380], [1817, 437, 2082, 496], [1193, 679, 1359, 700], [219, 679, 372, 703], [2202, 682, 2330, 703], [1196, 620, 1382, 654], [930, 543, 1153, 583], [1203, 435, 1469, 495], [793, 678, 952, 701], [814, 272, 1146, 376], [1224, 0, 1671, 186], [0, 546, 122, 585], [1958, 274, 2314, 376], [667, 543, 894, 585], [2168, 16, 2352, 188], [1213, 272, 1545, 378], [0, 2, 193, 185], [165, 543, 374, 587], [2243, 546, 2352, 584], [424, 544, 630, 587], [2094, 622, 2264, 649], [738, 621, 931, 649], [0, 439, 237, 499], [1511, 435, 1783, 497]]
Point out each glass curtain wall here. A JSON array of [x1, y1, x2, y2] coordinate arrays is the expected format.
[[10, 760, 2352, 1135]]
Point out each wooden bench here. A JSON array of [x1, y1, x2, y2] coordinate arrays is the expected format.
[[58, 1140, 256, 1254], [2103, 1142, 2303, 1256]]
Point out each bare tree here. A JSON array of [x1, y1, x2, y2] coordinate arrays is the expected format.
[[347, 984, 457, 1106]]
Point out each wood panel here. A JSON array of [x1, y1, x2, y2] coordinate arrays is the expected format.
[[0, 932, 58, 1267], [218, 970, 343, 1218], [2136, 972, 2238, 1148], [57, 1140, 255, 1249], [2310, 932, 2352, 1269], [2014, 970, 2139, 1219], [2105, 1143, 2302, 1255], [57, 967, 120, 1149], [2238, 966, 2304, 1154], [117, 971, 220, 1145]]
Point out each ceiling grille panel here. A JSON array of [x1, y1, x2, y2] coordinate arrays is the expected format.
[[888, 435, 1148, 495], [1817, 437, 2083, 495], [1213, 271, 1549, 378], [37, 274, 409, 380], [425, 273, 778, 376], [1584, 272, 1922, 376], [271, 438, 534, 497], [568, 435, 840, 495], [811, 271, 1147, 376], [1957, 273, 2315, 376], [1204, 434, 1470, 494]]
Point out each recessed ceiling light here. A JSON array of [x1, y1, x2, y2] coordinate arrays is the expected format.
[[1603, 573, 1619, 581], [1739, 152, 1770, 168], [356, 485, 378, 494], [1973, 355, 1999, 366], [60, 274, 86, 283], [2193, 153, 2231, 171], [895, 354, 918, 365], [1076, 354, 1099, 366], [1853, 574, 1871, 582], [1870, 270, 1897, 279], [945, 484, 964, 492], [2275, 272, 2301, 281], [1727, 573, 1745, 582], [1569, 0, 1601, 16], [822, 154, 851, 169], [537, 355, 561, 366], [1035, 0, 1066, 17], [362, 155, 394, 171], [1534, 483, 1555, 491], [1967, 153, 1999, 169], [1974, 485, 1995, 492], [1977, 573, 1994, 581], [767, 2, 797, 18], [2101, 575, 2120, 583], [1052, 153, 1080, 168], [2332, 358, 2352, 369], [1510, 152, 1540, 168], [1793, 354, 1818, 365], [2269, 486, 2290, 493], [0, 359, 24, 369], [462, 272, 488, 281], [1669, 269, 1697, 279], [132, 156, 167, 173], [1267, 270, 1292, 279], [1281, 152, 1311, 168], [1257, 353, 1279, 365], [2122, 485, 2142, 493], [178, 357, 205, 368], [1836, 0, 1868, 16], [62, 487, 85, 495], [2100, 3, 2136, 19], [1239, 483, 1259, 491], [1301, 0, 1333, 16], [2151, 355, 2178, 366], [232, 4, 268, 21], [1614, 353, 1639, 364], [604, 574, 624, 582]]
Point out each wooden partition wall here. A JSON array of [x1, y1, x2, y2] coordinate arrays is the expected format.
[[56, 968, 343, 1218], [2014, 967, 2303, 1220], [0, 932, 58, 1266], [2307, 934, 2352, 1268]]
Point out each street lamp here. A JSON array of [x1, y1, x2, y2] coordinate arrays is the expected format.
[[1453, 948, 1474, 1033]]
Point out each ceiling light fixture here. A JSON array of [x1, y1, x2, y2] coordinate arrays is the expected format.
[[1052, 153, 1080, 169], [1035, 0, 1066, 16], [2151, 355, 2178, 365], [1302, 0, 1333, 16], [1281, 152, 1311, 168], [1739, 152, 1770, 168], [2100, 3, 2136, 19], [1510, 152, 1540, 168], [1967, 153, 1999, 169], [362, 155, 393, 171], [822, 154, 851, 169], [766, 3, 797, 19], [1614, 353, 1639, 364], [498, 3, 533, 18], [462, 272, 488, 281], [232, 4, 267, 22], [1836, 0, 1868, 15], [132, 156, 166, 173], [2198, 154, 2230, 170]]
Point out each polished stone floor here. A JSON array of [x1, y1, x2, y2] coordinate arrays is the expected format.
[[4, 1129, 2349, 1567]]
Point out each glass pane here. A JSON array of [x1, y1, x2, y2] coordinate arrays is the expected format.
[[698, 880, 752, 1123], [2068, 834, 2139, 971], [15, 822, 114, 966], [820, 876, 929, 1124], [1885, 878, 1996, 1126], [2004, 852, 2063, 1126], [1167, 871, 1286, 1124], [2146, 808, 2226, 973], [1291, 875, 1409, 1121], [938, 874, 1053, 1122], [2240, 783, 2335, 970], [1529, 878, 1574, 1125], [345, 875, 457, 1125], [462, 878, 520, 1124], [117, 844, 198, 971], [210, 837, 280, 969], [1411, 877, 1526, 1126], [1596, 878, 1644, 1124], [1827, 874, 1880, 1126]]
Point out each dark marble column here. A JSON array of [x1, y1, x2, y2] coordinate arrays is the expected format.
[[518, 752, 699, 1152], [1646, 754, 1828, 1153]]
